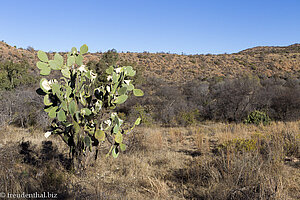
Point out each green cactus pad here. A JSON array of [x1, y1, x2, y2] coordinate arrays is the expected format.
[[80, 44, 88, 54], [128, 70, 136, 77], [81, 108, 92, 116], [135, 117, 141, 125], [127, 84, 134, 91], [114, 131, 123, 143], [84, 136, 91, 147], [112, 72, 118, 83], [48, 106, 58, 118], [106, 66, 114, 74], [61, 67, 70, 78], [58, 109, 66, 121], [66, 86, 72, 98], [49, 60, 61, 70], [114, 95, 128, 104], [73, 121, 80, 134], [120, 143, 126, 151], [117, 87, 127, 95], [61, 101, 68, 111], [112, 146, 119, 158], [71, 47, 77, 54], [51, 83, 60, 95], [75, 54, 83, 66], [37, 61, 48, 70], [37, 50, 48, 62], [95, 130, 105, 141], [67, 56, 75, 67], [69, 100, 76, 115], [124, 66, 136, 76], [113, 125, 119, 134], [133, 89, 144, 97], [44, 106, 53, 113], [40, 66, 51, 75], [43, 94, 52, 106], [54, 53, 64, 67]]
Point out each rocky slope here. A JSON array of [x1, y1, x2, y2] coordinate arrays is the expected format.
[[1, 41, 299, 82]]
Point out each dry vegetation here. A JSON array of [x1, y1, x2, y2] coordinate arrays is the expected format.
[[0, 121, 299, 199], [1, 41, 300, 82], [1, 41, 300, 199]]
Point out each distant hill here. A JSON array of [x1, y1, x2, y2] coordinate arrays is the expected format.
[[1, 41, 300, 82], [239, 43, 300, 54]]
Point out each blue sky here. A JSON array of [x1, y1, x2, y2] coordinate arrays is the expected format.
[[0, 0, 299, 54]]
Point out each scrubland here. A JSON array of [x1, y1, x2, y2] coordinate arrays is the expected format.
[[0, 121, 299, 199], [0, 41, 300, 199]]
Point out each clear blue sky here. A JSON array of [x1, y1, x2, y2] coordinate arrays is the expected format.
[[0, 0, 299, 54]]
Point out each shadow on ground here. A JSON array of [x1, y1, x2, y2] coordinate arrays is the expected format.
[[19, 140, 72, 170]]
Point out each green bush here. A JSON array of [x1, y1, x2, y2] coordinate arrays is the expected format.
[[176, 109, 199, 126], [244, 110, 271, 126], [0, 61, 35, 90], [87, 50, 145, 87], [133, 104, 153, 127], [219, 138, 257, 153], [87, 49, 119, 87]]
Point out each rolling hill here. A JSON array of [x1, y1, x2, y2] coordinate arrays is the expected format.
[[1, 41, 300, 82]]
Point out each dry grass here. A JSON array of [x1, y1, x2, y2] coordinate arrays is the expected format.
[[0, 121, 299, 199]]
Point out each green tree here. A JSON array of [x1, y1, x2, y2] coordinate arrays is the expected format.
[[87, 49, 119, 87], [0, 61, 35, 90], [87, 49, 145, 87]]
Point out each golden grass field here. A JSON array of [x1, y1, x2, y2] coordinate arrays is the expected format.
[[0, 121, 299, 199]]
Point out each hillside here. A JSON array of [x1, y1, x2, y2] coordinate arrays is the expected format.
[[1, 41, 300, 82]]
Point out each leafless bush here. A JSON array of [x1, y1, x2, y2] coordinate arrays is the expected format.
[[208, 76, 261, 122], [0, 88, 49, 129], [130, 75, 300, 125]]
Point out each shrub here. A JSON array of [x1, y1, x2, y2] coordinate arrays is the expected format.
[[244, 110, 271, 126], [137, 75, 300, 125], [176, 109, 199, 126], [219, 138, 257, 153], [132, 104, 153, 127], [87, 49, 119, 87], [0, 89, 49, 128], [87, 50, 145, 87], [0, 61, 35, 91]]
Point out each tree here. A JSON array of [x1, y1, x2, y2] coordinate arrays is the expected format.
[[0, 61, 35, 90]]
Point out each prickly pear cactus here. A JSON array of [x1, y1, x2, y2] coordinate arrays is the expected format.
[[36, 44, 143, 169]]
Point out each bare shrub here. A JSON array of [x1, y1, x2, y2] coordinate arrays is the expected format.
[[208, 76, 261, 122], [0, 88, 49, 128], [133, 75, 300, 125]]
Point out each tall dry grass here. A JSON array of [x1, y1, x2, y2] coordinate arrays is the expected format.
[[0, 121, 299, 199]]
